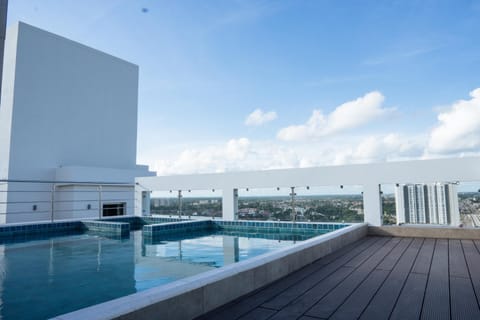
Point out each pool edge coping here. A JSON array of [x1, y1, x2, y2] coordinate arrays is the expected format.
[[51, 222, 368, 320]]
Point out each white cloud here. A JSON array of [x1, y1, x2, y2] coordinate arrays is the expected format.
[[150, 138, 304, 176], [427, 88, 480, 155], [147, 132, 426, 176], [277, 91, 393, 141], [153, 138, 250, 175], [225, 137, 250, 160], [333, 134, 423, 165], [245, 109, 277, 126], [140, 90, 480, 177]]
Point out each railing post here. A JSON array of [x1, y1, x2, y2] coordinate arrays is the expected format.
[[290, 186, 297, 223], [98, 185, 102, 219], [50, 183, 55, 222], [177, 190, 182, 218], [140, 190, 151, 217], [222, 188, 238, 221], [363, 183, 383, 226], [233, 188, 238, 220]]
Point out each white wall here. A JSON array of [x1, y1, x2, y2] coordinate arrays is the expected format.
[[0, 21, 18, 223], [4, 22, 139, 179], [55, 185, 134, 220], [0, 21, 15, 179], [136, 157, 480, 226], [0, 22, 153, 223]]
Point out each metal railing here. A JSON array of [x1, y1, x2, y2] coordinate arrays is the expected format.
[[0, 179, 136, 223]]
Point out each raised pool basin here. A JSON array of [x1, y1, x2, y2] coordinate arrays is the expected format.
[[0, 218, 348, 320]]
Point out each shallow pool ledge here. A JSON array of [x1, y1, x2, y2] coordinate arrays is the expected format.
[[52, 223, 367, 320]]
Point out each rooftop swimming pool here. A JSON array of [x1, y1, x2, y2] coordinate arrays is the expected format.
[[0, 218, 347, 320]]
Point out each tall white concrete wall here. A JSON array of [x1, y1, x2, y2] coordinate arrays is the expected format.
[[0, 20, 14, 179], [0, 22, 153, 223], [0, 20, 17, 223], [4, 22, 138, 178]]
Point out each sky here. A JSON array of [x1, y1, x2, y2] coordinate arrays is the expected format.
[[7, 0, 480, 176]]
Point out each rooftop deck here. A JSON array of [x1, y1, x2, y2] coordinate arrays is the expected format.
[[199, 236, 480, 320]]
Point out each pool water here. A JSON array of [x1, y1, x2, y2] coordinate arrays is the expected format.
[[0, 229, 317, 319]]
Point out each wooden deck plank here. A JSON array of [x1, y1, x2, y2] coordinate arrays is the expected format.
[[412, 238, 435, 274], [306, 238, 412, 318], [358, 237, 423, 319], [267, 266, 355, 320], [315, 236, 377, 267], [328, 269, 389, 320], [376, 237, 413, 271], [473, 240, 480, 251], [272, 238, 400, 319], [199, 237, 374, 320], [450, 276, 480, 320], [304, 268, 381, 319], [237, 307, 277, 320], [261, 237, 383, 311], [461, 240, 480, 309], [421, 239, 450, 320], [449, 239, 469, 278], [344, 237, 399, 268], [390, 273, 428, 320], [197, 236, 480, 320]]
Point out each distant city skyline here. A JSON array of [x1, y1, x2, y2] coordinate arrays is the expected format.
[[7, 1, 480, 175]]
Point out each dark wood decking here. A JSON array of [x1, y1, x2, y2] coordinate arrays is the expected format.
[[198, 237, 480, 320]]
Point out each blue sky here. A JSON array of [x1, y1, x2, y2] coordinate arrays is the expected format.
[[8, 0, 480, 175]]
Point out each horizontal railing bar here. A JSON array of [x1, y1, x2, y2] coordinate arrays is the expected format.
[[0, 179, 134, 186], [53, 199, 134, 203], [0, 191, 134, 194], [0, 191, 55, 193], [1, 198, 134, 204], [0, 207, 135, 215], [0, 179, 142, 222], [51, 207, 134, 214], [56, 190, 132, 193], [0, 210, 52, 215], [0, 201, 52, 204]]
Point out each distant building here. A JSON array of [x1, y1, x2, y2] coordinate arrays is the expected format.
[[395, 182, 460, 226]]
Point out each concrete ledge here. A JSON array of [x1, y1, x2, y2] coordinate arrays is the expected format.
[[82, 220, 130, 237], [97, 216, 146, 230], [141, 216, 187, 224], [53, 223, 367, 320], [94, 216, 189, 230], [0, 220, 82, 238], [369, 225, 480, 239], [215, 220, 348, 234], [143, 220, 214, 237]]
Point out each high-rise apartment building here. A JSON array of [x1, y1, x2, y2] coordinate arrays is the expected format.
[[395, 182, 460, 226]]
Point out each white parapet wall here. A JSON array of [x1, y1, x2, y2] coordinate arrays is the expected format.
[[136, 157, 480, 226], [0, 22, 154, 223]]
